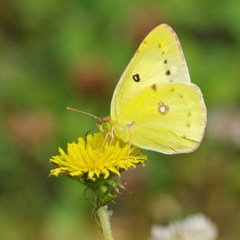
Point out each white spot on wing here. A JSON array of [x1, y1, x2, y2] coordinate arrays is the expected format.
[[158, 102, 169, 115]]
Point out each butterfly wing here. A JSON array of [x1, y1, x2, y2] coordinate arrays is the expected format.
[[111, 24, 191, 120], [111, 82, 206, 154]]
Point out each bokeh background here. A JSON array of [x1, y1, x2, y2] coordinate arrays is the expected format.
[[0, 0, 240, 239]]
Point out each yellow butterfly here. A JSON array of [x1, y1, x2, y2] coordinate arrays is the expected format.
[[72, 24, 206, 154]]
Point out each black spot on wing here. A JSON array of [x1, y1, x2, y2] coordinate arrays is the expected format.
[[151, 84, 157, 91], [166, 70, 171, 76], [132, 73, 140, 82]]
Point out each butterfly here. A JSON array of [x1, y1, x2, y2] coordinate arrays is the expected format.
[[71, 24, 206, 154]]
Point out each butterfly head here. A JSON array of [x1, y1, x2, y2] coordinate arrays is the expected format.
[[97, 116, 112, 133]]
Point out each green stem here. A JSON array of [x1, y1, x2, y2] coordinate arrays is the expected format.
[[97, 206, 114, 240]]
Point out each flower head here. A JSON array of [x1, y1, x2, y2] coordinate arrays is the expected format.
[[50, 132, 147, 181], [151, 214, 218, 240]]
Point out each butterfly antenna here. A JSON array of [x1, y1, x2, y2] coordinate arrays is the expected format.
[[66, 107, 100, 120]]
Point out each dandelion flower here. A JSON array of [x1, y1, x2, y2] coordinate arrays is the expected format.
[[50, 132, 147, 181], [151, 214, 218, 240]]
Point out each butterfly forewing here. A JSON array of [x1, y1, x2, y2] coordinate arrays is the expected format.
[[111, 24, 191, 120]]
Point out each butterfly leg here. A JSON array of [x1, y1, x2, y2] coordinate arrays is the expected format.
[[128, 142, 132, 155], [100, 128, 114, 151], [109, 127, 115, 146], [84, 128, 96, 149], [100, 133, 110, 151]]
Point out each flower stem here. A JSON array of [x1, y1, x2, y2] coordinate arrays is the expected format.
[[97, 206, 114, 240]]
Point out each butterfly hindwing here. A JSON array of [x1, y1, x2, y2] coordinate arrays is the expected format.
[[111, 82, 206, 154]]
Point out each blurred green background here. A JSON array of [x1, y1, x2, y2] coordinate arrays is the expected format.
[[0, 0, 240, 239]]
